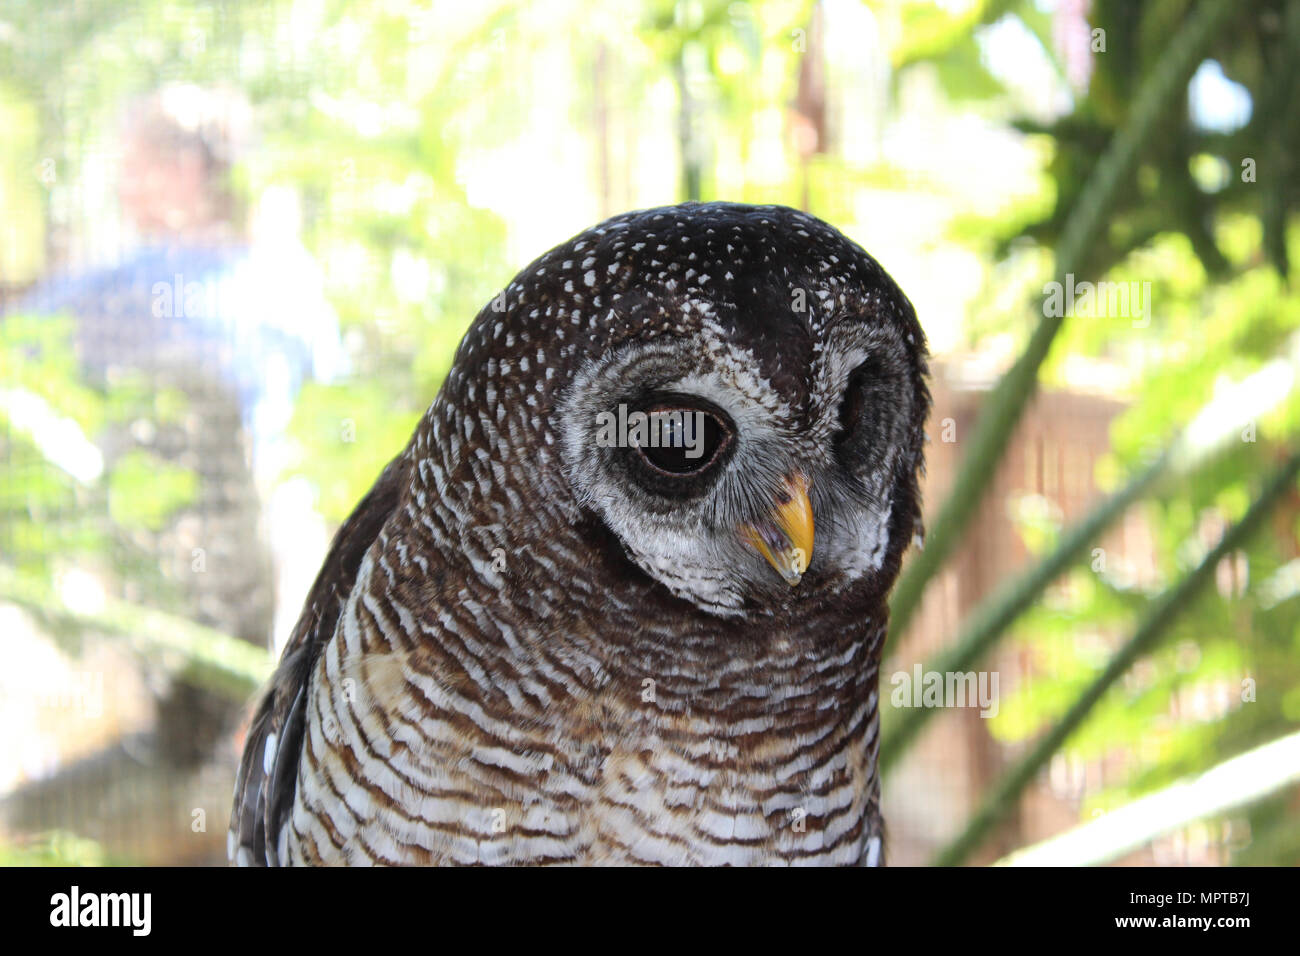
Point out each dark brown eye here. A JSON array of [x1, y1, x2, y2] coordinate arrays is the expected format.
[[634, 406, 731, 475], [835, 357, 883, 446]]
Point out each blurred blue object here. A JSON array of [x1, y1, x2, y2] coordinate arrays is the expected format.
[[10, 236, 343, 468]]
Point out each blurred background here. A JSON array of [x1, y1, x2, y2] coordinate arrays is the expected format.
[[1, 0, 1298, 867]]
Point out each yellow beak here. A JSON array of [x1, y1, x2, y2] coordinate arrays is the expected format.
[[742, 473, 815, 586]]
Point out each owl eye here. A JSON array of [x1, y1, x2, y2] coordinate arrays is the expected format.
[[835, 357, 883, 447], [632, 403, 732, 477]]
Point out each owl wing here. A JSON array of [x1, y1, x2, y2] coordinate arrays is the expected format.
[[229, 450, 410, 866]]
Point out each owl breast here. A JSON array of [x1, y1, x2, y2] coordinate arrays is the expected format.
[[280, 547, 885, 866]]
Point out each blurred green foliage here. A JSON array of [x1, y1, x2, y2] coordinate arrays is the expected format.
[[1, 0, 1298, 865], [0, 314, 197, 575], [0, 830, 113, 866], [907, 0, 1300, 861]]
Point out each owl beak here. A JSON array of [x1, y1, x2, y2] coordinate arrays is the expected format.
[[742, 473, 815, 587]]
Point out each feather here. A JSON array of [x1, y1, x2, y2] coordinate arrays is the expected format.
[[228, 449, 411, 865]]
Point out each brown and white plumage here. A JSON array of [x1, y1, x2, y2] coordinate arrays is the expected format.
[[230, 202, 928, 866]]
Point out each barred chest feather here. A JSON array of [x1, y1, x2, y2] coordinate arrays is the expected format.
[[279, 544, 886, 867]]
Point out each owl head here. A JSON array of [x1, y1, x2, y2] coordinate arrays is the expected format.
[[434, 202, 929, 621]]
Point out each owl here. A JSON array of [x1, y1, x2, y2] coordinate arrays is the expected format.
[[230, 201, 929, 866]]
